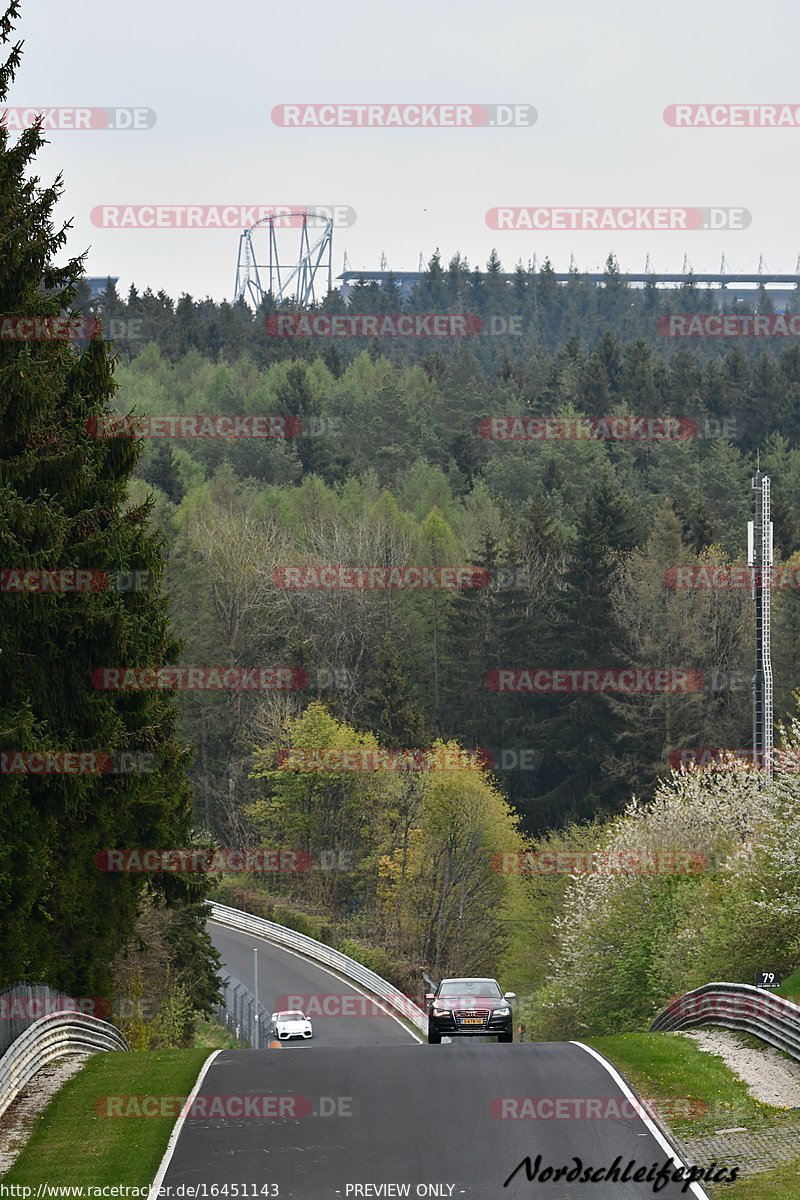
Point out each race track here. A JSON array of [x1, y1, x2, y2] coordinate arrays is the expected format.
[[153, 920, 712, 1199]]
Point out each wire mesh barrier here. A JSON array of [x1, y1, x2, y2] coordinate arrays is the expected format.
[[650, 982, 800, 1061], [215, 971, 273, 1049], [0, 982, 101, 1056], [206, 900, 428, 1035]]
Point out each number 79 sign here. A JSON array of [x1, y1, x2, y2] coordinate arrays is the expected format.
[[756, 971, 781, 989]]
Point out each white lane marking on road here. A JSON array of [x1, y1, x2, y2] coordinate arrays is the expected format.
[[209, 920, 423, 1044], [148, 1049, 223, 1200], [571, 1041, 711, 1199]]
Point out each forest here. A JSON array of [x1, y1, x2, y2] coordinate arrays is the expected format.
[[89, 266, 800, 1029], [6, 223, 800, 1036]]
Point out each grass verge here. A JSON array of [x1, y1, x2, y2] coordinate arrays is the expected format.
[[719, 1160, 800, 1198], [586, 1032, 795, 1138], [194, 1019, 239, 1050], [588, 1033, 800, 1198], [2, 1048, 210, 1188]]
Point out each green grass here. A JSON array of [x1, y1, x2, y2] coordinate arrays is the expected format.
[[194, 1019, 240, 1050], [3, 1049, 210, 1187], [715, 1160, 800, 1199], [588, 1033, 800, 1195], [586, 1032, 797, 1138]]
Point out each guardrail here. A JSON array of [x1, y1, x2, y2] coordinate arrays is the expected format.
[[0, 1010, 129, 1120], [650, 982, 800, 1061], [206, 900, 428, 1035]]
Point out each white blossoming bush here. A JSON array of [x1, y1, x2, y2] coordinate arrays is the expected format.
[[740, 715, 800, 941], [665, 718, 800, 987], [528, 754, 786, 1039]]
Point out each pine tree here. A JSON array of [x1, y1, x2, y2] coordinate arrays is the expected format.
[[596, 330, 623, 395], [581, 354, 611, 417], [605, 500, 711, 795], [439, 532, 509, 749], [536, 258, 562, 341], [413, 249, 448, 310], [140, 442, 186, 505], [0, 4, 200, 992], [533, 466, 640, 828], [359, 636, 429, 748]]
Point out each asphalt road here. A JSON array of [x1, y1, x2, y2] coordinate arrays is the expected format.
[[209, 920, 415, 1047], [156, 921, 713, 1199]]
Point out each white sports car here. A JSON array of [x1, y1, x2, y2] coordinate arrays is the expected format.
[[270, 1009, 313, 1040]]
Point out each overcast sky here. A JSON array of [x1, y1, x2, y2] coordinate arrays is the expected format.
[[9, 0, 800, 302]]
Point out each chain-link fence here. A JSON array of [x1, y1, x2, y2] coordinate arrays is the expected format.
[[215, 972, 272, 1049], [0, 983, 98, 1056]]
